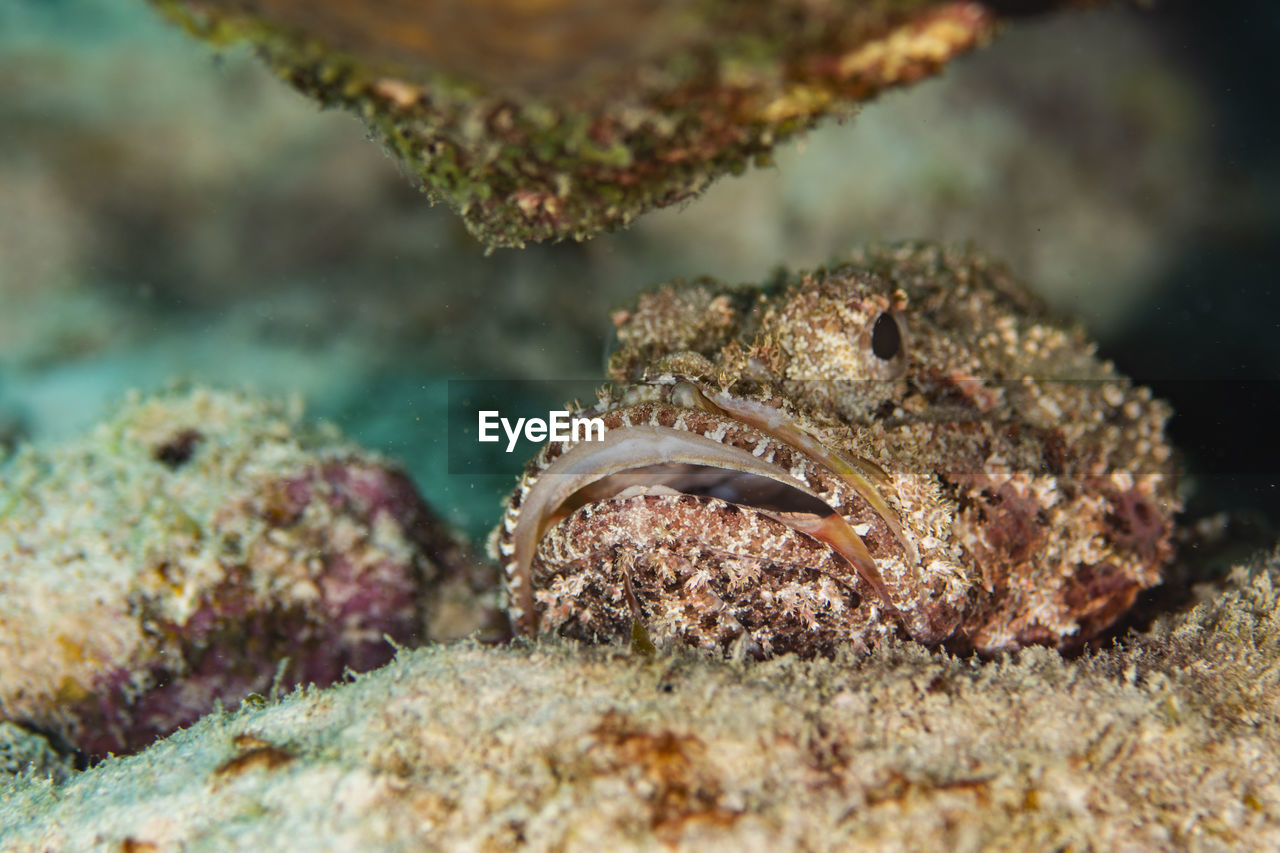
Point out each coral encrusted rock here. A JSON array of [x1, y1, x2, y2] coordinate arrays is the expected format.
[[145, 0, 1054, 248], [0, 387, 503, 758], [3, 553, 1280, 848], [0, 723, 76, 785]]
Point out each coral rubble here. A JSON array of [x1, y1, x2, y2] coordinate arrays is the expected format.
[[0, 388, 503, 758], [2, 554, 1279, 848], [146, 0, 1042, 247]]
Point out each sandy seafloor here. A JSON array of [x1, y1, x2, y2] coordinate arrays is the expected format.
[[1, 0, 1280, 847]]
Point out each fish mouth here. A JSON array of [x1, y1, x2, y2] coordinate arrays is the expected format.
[[500, 381, 916, 637], [556, 462, 834, 517], [664, 379, 917, 565]]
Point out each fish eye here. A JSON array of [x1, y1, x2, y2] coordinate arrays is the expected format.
[[871, 312, 902, 361]]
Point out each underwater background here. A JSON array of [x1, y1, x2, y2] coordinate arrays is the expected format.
[[0, 0, 1276, 545]]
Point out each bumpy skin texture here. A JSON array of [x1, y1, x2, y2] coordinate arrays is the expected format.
[[495, 244, 1179, 656], [149, 0, 1001, 247]]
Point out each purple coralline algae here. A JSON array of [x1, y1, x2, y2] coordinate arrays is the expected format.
[[0, 387, 503, 758]]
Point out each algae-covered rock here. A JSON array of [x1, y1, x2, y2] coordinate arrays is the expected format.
[[0, 387, 504, 759], [3, 552, 1280, 849], [0, 723, 75, 785], [146, 0, 1035, 248]]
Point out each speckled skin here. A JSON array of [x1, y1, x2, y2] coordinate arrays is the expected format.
[[495, 244, 1179, 656]]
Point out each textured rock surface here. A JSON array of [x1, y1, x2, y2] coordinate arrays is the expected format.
[[2, 553, 1279, 849], [0, 723, 75, 785], [148, 0, 1025, 247], [0, 388, 503, 758]]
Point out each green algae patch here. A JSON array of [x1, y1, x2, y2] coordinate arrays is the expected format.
[[147, 0, 1011, 248]]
